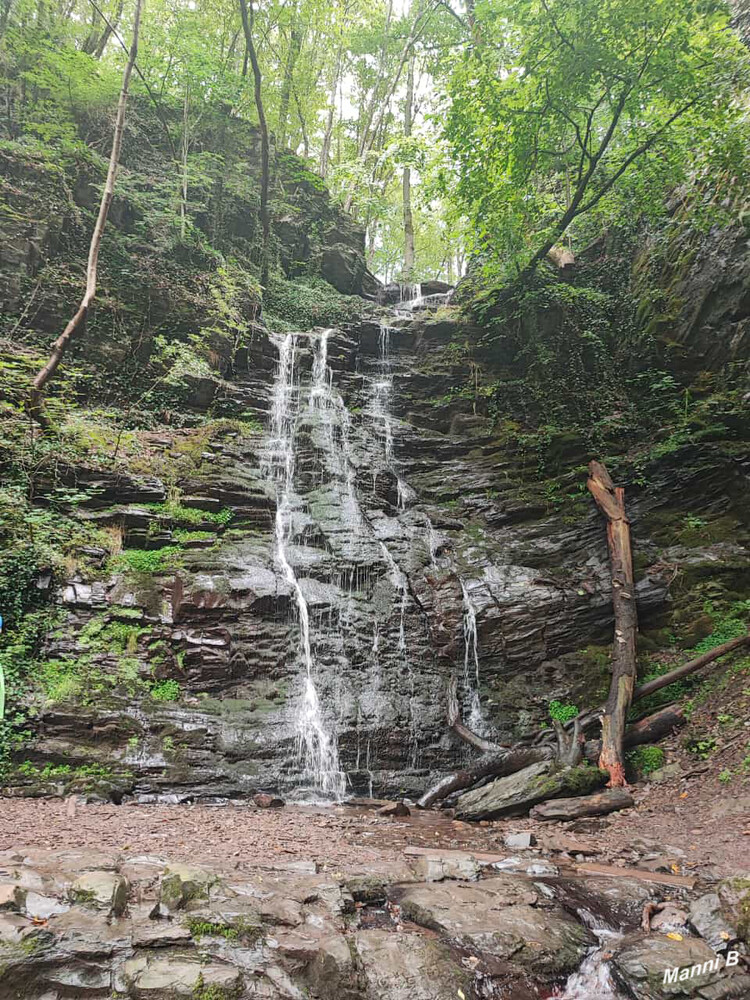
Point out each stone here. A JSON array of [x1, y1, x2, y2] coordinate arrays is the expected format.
[[649, 762, 683, 783], [355, 929, 473, 1000], [412, 856, 481, 882], [541, 876, 655, 931], [159, 866, 216, 910], [377, 801, 410, 817], [529, 787, 634, 821], [0, 884, 26, 911], [70, 871, 129, 916], [455, 762, 605, 821], [611, 933, 750, 999], [504, 831, 535, 849], [118, 953, 242, 996], [253, 793, 285, 809], [24, 891, 70, 920], [394, 877, 591, 975], [650, 904, 689, 932], [689, 893, 740, 951], [132, 921, 193, 948]]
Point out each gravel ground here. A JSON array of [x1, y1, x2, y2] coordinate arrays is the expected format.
[[1, 772, 747, 879]]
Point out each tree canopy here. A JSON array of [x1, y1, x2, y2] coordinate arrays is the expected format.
[[0, 0, 748, 286]]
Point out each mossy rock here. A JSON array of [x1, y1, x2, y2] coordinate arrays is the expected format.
[[160, 865, 218, 910], [455, 760, 606, 821]]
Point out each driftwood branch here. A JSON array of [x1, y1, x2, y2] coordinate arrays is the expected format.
[[587, 460, 637, 787], [29, 0, 143, 427]]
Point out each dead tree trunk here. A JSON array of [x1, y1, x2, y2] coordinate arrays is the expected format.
[[239, 0, 270, 289], [587, 460, 637, 787], [29, 0, 142, 427]]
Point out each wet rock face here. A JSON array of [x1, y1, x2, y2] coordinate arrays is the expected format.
[[9, 314, 749, 803]]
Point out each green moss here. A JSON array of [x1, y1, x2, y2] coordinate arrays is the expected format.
[[626, 745, 665, 778]]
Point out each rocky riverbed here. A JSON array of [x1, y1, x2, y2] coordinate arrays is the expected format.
[[1, 799, 749, 999]]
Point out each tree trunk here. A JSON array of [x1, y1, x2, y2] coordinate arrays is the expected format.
[[238, 0, 270, 289], [587, 460, 637, 787], [402, 47, 416, 279], [29, 0, 142, 427], [277, 16, 302, 149], [180, 81, 189, 240], [93, 0, 125, 59], [446, 674, 501, 753], [319, 45, 342, 177], [584, 704, 686, 762]]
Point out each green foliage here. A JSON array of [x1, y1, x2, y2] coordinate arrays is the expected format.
[[443, 0, 747, 277], [114, 547, 183, 575], [145, 503, 233, 527], [150, 679, 181, 702], [188, 920, 239, 941], [686, 736, 718, 760], [626, 745, 665, 777], [264, 277, 364, 331], [549, 700, 579, 724]]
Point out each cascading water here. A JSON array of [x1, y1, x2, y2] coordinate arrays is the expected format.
[[263, 331, 345, 799], [460, 579, 486, 734], [552, 911, 625, 999]]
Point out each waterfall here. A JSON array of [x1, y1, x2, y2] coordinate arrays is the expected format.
[[552, 911, 624, 999], [372, 321, 412, 509], [263, 331, 345, 800], [460, 579, 486, 734]]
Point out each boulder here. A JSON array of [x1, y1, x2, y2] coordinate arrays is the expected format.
[[253, 792, 285, 809], [321, 244, 380, 298], [70, 871, 129, 916], [117, 952, 242, 997], [504, 832, 535, 849], [394, 877, 591, 975], [529, 787, 634, 821], [611, 933, 750, 999], [377, 801, 410, 817], [355, 929, 474, 1000], [159, 866, 216, 911], [455, 762, 605, 821], [689, 893, 740, 951]]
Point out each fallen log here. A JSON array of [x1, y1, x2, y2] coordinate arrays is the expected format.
[[529, 787, 634, 821], [632, 633, 750, 701], [584, 704, 686, 762], [587, 460, 637, 787], [416, 745, 554, 810]]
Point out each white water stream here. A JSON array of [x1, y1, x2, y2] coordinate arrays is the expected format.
[[264, 331, 345, 799]]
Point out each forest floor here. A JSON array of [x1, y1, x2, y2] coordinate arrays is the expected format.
[[0, 766, 747, 881]]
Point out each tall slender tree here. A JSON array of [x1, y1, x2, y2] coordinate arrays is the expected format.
[[29, 0, 143, 427]]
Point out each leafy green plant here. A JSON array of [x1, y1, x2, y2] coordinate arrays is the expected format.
[[626, 745, 665, 777], [719, 769, 733, 784], [150, 679, 181, 702], [686, 737, 718, 760], [549, 700, 579, 724]]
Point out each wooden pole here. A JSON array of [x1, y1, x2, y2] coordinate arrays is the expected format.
[[587, 460, 637, 787]]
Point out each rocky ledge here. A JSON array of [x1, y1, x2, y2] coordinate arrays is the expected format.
[[1, 826, 749, 1000]]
